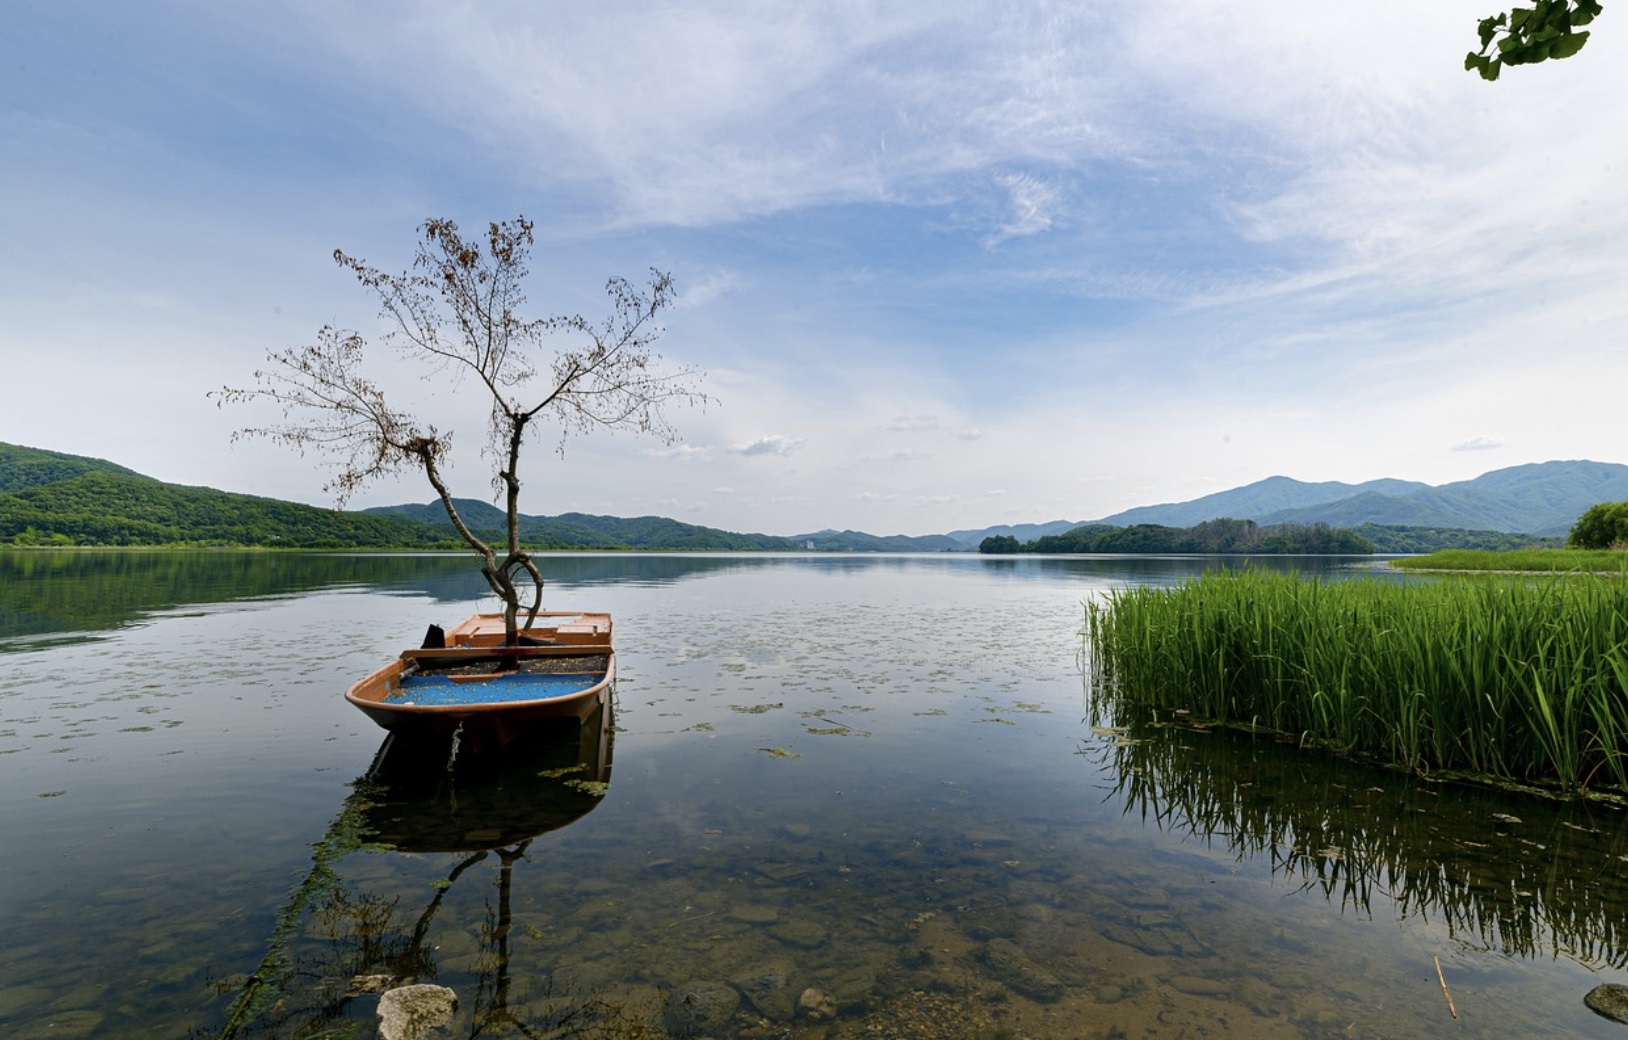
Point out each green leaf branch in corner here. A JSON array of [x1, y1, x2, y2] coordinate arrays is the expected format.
[[1467, 0, 1602, 80]]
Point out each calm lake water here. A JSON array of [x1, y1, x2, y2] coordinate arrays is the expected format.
[[2, 550, 1627, 1039]]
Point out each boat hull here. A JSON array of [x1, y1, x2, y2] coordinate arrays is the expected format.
[[362, 702, 615, 851], [345, 613, 615, 746]]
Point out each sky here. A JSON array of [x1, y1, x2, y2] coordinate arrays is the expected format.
[[3, 1, 1626, 537]]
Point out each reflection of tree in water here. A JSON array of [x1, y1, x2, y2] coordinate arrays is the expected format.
[[207, 708, 641, 1040], [305, 839, 643, 1040], [0, 550, 766, 643], [1088, 709, 1628, 970]]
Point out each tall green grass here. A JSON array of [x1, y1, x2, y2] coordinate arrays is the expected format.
[[1392, 548, 1628, 573], [1086, 570, 1628, 797]]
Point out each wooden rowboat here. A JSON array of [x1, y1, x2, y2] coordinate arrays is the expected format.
[[345, 612, 615, 746]]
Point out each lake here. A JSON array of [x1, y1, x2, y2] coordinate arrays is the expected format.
[[2, 550, 1626, 1039]]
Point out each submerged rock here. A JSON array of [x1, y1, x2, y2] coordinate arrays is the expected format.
[[728, 903, 781, 925], [347, 973, 397, 995], [377, 984, 458, 1040], [1586, 984, 1628, 1026], [829, 968, 880, 1013], [980, 938, 1064, 1002], [769, 919, 828, 949], [797, 987, 838, 1021], [1167, 974, 1230, 998], [664, 981, 741, 1036], [733, 964, 796, 1022], [23, 1009, 101, 1038]]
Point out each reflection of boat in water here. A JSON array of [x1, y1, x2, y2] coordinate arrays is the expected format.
[[345, 613, 615, 746], [218, 705, 614, 1039], [363, 703, 615, 853]]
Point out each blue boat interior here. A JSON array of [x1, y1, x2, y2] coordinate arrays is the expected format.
[[389, 672, 601, 707]]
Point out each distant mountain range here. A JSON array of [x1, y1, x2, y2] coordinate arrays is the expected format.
[[1086, 461, 1628, 537], [363, 502, 973, 552], [0, 442, 974, 551], [944, 520, 1081, 549], [0, 441, 1618, 550]]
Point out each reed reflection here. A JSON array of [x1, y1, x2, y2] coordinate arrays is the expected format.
[[213, 705, 625, 1040], [1087, 709, 1628, 971]]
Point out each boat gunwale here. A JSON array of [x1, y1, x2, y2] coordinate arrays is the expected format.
[[344, 612, 618, 733], [347, 650, 614, 718]]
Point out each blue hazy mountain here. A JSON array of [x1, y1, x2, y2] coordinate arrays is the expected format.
[[1088, 461, 1628, 536], [943, 520, 1081, 550], [1092, 475, 1430, 530], [789, 529, 965, 551]]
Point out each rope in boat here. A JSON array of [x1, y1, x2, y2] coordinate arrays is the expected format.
[[446, 721, 464, 772]]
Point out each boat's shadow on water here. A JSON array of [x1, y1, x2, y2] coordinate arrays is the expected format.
[[362, 704, 615, 854], [212, 705, 620, 1040]]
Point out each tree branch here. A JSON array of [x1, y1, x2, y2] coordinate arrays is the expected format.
[[216, 217, 710, 644]]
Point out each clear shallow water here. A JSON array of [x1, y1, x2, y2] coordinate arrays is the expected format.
[[1, 551, 1626, 1039]]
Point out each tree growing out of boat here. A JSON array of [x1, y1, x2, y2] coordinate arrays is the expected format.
[[215, 217, 709, 644]]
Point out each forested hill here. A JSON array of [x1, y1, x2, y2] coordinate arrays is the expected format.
[[363, 499, 799, 551], [0, 465, 452, 549], [979, 519, 1374, 555], [362, 501, 967, 551], [0, 442, 804, 550], [0, 442, 143, 492]]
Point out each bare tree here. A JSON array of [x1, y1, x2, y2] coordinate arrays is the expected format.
[[215, 217, 709, 645]]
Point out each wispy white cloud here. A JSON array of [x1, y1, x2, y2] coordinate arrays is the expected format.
[[732, 435, 804, 457], [644, 444, 715, 461], [985, 172, 1062, 244], [1453, 435, 1504, 452], [291, 2, 1145, 229], [675, 269, 743, 309]]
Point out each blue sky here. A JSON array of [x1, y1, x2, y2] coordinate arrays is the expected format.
[[4, 1, 1626, 535]]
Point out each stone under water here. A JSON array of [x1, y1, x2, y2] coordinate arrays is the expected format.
[[1586, 984, 1628, 1026], [377, 984, 458, 1040]]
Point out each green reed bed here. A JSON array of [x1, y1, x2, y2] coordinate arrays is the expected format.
[[1086, 570, 1628, 797], [1392, 548, 1628, 573]]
